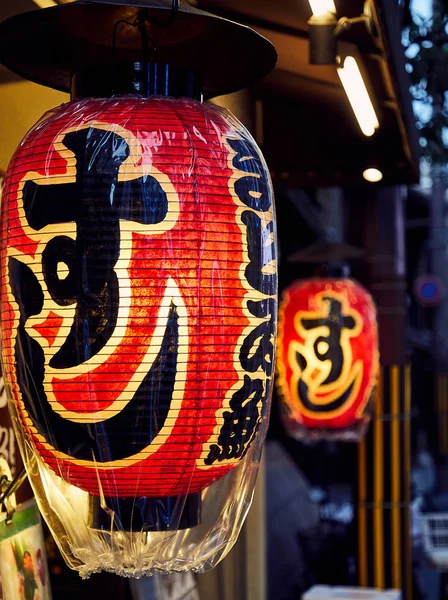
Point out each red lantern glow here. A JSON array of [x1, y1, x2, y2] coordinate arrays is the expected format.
[[277, 279, 378, 438], [0, 97, 277, 504]]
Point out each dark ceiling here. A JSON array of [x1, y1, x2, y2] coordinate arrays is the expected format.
[[0, 0, 419, 187], [196, 0, 419, 187]]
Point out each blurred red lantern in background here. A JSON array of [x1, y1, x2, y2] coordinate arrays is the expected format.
[[277, 279, 379, 440]]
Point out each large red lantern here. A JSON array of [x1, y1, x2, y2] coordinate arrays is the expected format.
[[277, 279, 379, 440], [0, 0, 277, 577]]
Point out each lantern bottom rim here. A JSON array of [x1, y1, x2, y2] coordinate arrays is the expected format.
[[89, 493, 202, 532]]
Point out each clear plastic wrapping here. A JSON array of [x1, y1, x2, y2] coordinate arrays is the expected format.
[[276, 278, 378, 442], [0, 96, 277, 577]]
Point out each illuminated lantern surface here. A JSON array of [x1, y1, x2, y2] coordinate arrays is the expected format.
[[0, 97, 277, 531], [277, 279, 378, 439]]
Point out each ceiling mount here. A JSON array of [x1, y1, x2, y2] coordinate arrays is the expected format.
[[334, 1, 376, 38], [308, 0, 377, 65]]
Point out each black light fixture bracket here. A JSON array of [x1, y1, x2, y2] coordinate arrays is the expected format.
[[333, 14, 370, 37], [308, 0, 375, 65]]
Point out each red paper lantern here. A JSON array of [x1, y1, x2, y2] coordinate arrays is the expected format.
[[277, 279, 379, 439], [0, 96, 277, 529], [0, 0, 279, 574]]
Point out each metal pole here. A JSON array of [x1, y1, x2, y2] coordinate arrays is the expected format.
[[349, 186, 412, 598]]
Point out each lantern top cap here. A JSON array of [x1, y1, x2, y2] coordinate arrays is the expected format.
[[0, 0, 277, 98]]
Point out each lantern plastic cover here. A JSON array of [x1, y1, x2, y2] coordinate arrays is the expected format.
[[276, 279, 379, 442], [0, 96, 277, 577]]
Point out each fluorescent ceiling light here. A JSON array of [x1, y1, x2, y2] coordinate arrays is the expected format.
[[363, 168, 383, 182], [337, 56, 379, 137], [309, 0, 337, 16]]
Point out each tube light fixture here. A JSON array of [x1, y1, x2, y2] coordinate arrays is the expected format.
[[309, 0, 337, 16], [337, 56, 379, 137], [363, 167, 383, 182]]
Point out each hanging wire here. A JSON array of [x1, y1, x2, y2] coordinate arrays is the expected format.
[[155, 0, 179, 27], [112, 0, 180, 58]]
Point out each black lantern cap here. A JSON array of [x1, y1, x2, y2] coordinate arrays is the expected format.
[[71, 62, 203, 100], [0, 0, 277, 99]]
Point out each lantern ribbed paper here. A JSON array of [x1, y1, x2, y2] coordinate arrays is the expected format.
[[0, 97, 277, 576], [277, 279, 378, 441]]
